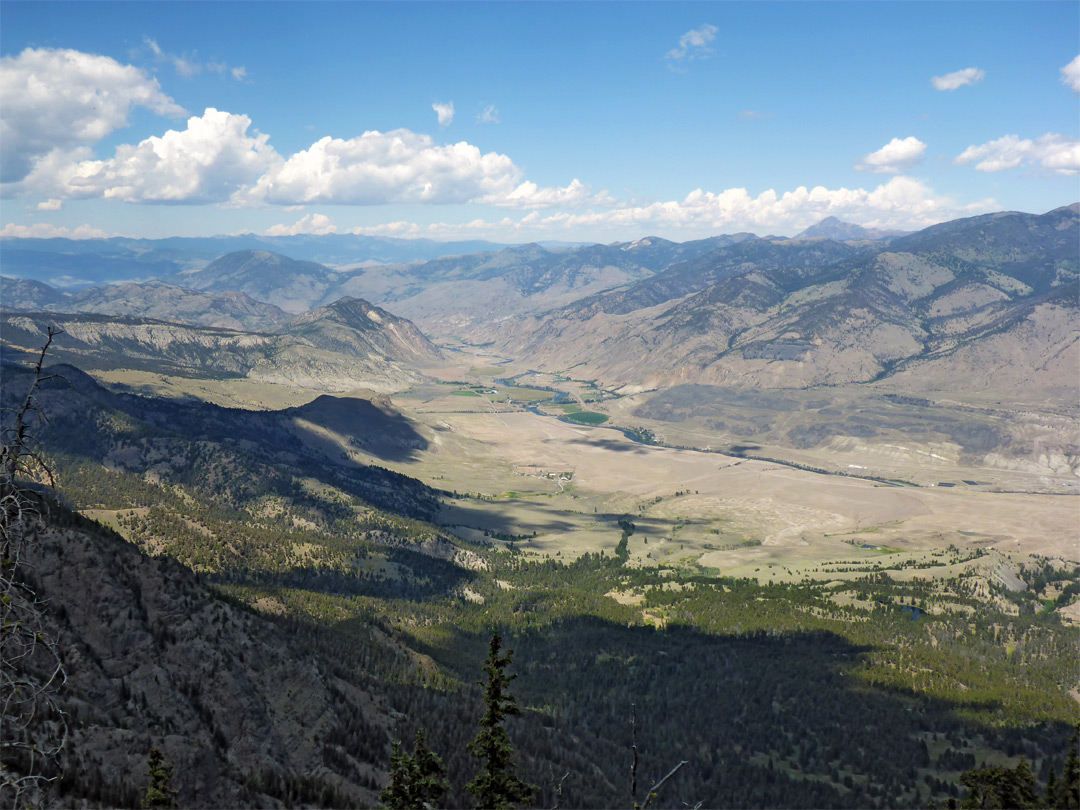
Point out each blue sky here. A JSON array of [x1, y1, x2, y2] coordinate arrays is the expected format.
[[1, 1, 1077, 243]]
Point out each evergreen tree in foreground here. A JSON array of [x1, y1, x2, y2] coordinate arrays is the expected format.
[[953, 726, 1080, 810], [467, 632, 536, 809], [1061, 724, 1080, 809], [381, 728, 449, 809], [141, 747, 177, 809], [1054, 725, 1080, 810]]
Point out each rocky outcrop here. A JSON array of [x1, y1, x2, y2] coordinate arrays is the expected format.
[[17, 512, 389, 808]]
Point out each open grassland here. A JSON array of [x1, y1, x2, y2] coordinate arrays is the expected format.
[[90, 366, 1079, 589], [372, 399, 1079, 586]]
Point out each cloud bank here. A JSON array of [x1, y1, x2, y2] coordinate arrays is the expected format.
[[346, 176, 997, 242], [8, 105, 613, 211], [0, 222, 107, 239]]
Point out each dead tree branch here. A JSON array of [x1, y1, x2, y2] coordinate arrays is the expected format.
[[641, 761, 689, 810], [1, 327, 68, 809]]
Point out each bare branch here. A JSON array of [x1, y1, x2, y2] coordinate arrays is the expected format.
[[550, 770, 569, 810], [1, 327, 67, 809], [641, 761, 689, 810]]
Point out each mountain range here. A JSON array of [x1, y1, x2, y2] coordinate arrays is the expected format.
[[3, 207, 1077, 398], [0, 232, 512, 288], [479, 205, 1079, 393]]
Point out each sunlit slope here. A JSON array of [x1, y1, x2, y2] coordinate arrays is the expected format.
[[483, 206, 1078, 393]]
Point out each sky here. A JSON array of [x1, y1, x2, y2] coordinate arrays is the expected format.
[[1, 1, 1078, 244]]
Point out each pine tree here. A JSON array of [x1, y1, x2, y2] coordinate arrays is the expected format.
[[1064, 725, 1080, 810], [141, 747, 177, 809], [381, 728, 449, 809], [1047, 767, 1060, 809], [466, 632, 536, 810], [958, 757, 1039, 809]]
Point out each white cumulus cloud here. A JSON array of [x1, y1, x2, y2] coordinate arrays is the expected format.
[[27, 108, 279, 203], [432, 101, 455, 127], [855, 137, 927, 174], [8, 112, 606, 211], [485, 178, 615, 210], [0, 47, 185, 183], [247, 129, 522, 206], [36, 199, 63, 211], [1061, 55, 1080, 93], [931, 67, 985, 91], [477, 104, 500, 124], [0, 222, 107, 239], [265, 212, 337, 236], [666, 24, 718, 60], [954, 133, 1080, 175]]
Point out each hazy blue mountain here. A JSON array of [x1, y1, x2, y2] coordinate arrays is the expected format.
[[0, 276, 69, 309], [0, 233, 511, 289], [1, 277, 293, 331], [169, 250, 343, 312], [795, 216, 910, 241]]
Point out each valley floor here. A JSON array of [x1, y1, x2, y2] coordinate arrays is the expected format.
[[87, 350, 1080, 602]]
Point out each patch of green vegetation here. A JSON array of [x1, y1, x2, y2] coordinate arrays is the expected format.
[[498, 385, 556, 402], [449, 389, 482, 397], [564, 411, 609, 425]]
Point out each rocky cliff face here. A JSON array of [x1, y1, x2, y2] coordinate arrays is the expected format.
[[16, 511, 390, 808]]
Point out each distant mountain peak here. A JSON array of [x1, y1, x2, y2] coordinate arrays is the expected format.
[[795, 217, 908, 241], [295, 295, 383, 324], [1048, 202, 1080, 215]]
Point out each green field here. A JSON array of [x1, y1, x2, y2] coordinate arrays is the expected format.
[[500, 385, 557, 402], [564, 410, 609, 425], [449, 389, 482, 397]]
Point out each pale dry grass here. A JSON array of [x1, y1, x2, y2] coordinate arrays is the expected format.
[[84, 368, 1079, 583]]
